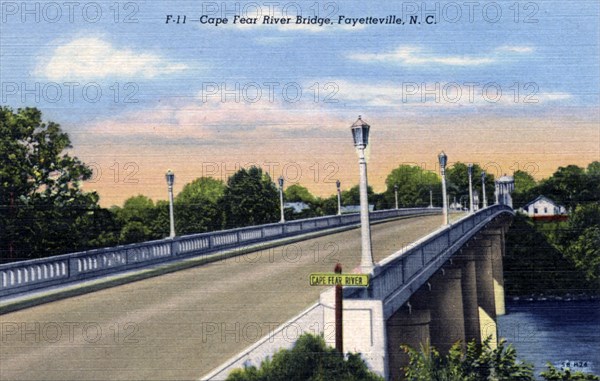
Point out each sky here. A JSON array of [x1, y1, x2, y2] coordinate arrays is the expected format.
[[1, 0, 599, 206]]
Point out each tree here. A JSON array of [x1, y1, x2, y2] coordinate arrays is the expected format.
[[175, 177, 225, 235], [114, 195, 157, 243], [535, 165, 588, 210], [512, 170, 538, 208], [446, 163, 495, 208], [384, 165, 440, 208], [341, 185, 375, 206], [554, 203, 600, 282], [585, 162, 600, 203], [284, 184, 316, 204], [226, 333, 383, 381], [282, 183, 322, 219], [504, 214, 588, 295], [514, 170, 537, 192], [220, 167, 279, 228], [0, 107, 101, 261], [316, 194, 339, 216]]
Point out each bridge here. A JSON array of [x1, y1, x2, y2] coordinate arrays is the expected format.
[[0, 202, 514, 380]]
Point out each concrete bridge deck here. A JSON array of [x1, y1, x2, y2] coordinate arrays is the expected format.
[[0, 214, 457, 381]]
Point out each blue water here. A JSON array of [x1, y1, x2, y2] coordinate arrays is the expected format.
[[497, 300, 600, 377]]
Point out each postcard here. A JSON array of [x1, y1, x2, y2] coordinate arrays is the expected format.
[[1, 1, 598, 380]]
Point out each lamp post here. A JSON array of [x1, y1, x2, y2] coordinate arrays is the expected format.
[[278, 176, 285, 223], [468, 163, 474, 213], [481, 171, 487, 208], [460, 195, 468, 211], [351, 115, 374, 273], [336, 179, 342, 215], [394, 184, 399, 210], [165, 169, 176, 238], [429, 186, 433, 208], [438, 152, 449, 225]]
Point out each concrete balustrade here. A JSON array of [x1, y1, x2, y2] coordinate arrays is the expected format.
[[0, 207, 439, 299]]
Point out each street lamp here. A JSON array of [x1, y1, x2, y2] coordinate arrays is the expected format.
[[481, 171, 488, 208], [468, 163, 474, 213], [278, 176, 285, 223], [429, 186, 433, 208], [165, 169, 176, 238], [394, 184, 399, 210], [459, 195, 467, 210], [336, 179, 342, 215], [438, 151, 449, 225], [351, 115, 374, 273]]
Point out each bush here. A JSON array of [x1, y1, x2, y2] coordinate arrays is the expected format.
[[402, 338, 598, 381], [540, 364, 599, 380], [402, 337, 534, 381], [226, 333, 383, 381]]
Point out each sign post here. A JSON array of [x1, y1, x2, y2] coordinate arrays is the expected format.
[[309, 264, 370, 355], [334, 263, 343, 354]]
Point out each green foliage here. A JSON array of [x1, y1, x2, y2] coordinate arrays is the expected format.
[[226, 333, 383, 381], [446, 162, 495, 208], [0, 107, 106, 261], [403, 338, 534, 381], [541, 364, 599, 380], [317, 194, 339, 216], [504, 214, 591, 295], [384, 165, 440, 208], [221, 166, 279, 228], [514, 170, 538, 193], [341, 185, 374, 206], [285, 184, 316, 204], [515, 164, 599, 210], [513, 170, 538, 208], [555, 203, 600, 282], [175, 177, 225, 234]]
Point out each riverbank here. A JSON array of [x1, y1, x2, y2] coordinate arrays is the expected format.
[[508, 293, 600, 303]]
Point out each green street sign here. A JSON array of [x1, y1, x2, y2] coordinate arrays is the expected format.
[[309, 273, 369, 287]]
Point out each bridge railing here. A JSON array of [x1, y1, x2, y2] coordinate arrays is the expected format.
[[0, 207, 440, 298], [346, 205, 514, 311]]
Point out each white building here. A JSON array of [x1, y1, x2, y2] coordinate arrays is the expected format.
[[520, 196, 567, 218], [284, 202, 311, 214], [340, 204, 375, 214]]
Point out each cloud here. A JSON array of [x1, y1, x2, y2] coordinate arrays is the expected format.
[[333, 80, 573, 109], [347, 44, 534, 66], [347, 46, 494, 66], [86, 95, 348, 142], [496, 45, 534, 53], [36, 37, 189, 81], [85, 78, 573, 142]]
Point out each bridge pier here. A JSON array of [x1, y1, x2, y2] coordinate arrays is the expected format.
[[422, 267, 466, 354], [386, 308, 431, 381], [486, 229, 507, 316], [460, 255, 481, 344], [472, 237, 499, 347]]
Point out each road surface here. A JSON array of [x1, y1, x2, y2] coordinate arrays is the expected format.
[[0, 214, 452, 380]]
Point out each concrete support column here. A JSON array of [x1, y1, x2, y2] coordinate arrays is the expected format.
[[473, 238, 498, 347], [460, 256, 481, 344], [386, 308, 431, 381], [411, 267, 465, 354], [320, 288, 388, 379], [488, 231, 506, 316]]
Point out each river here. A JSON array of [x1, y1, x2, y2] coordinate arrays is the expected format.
[[497, 299, 600, 377]]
